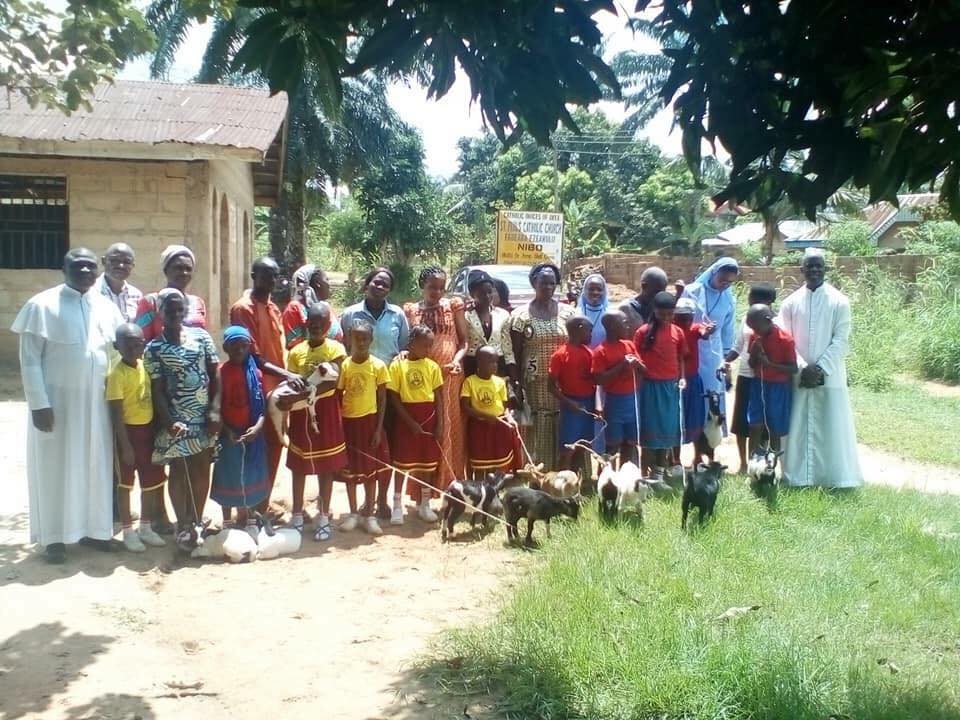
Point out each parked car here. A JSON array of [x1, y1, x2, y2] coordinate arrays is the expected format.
[[448, 264, 540, 308]]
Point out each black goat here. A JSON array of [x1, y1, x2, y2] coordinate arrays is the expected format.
[[681, 461, 726, 529], [503, 487, 579, 546], [440, 472, 508, 542]]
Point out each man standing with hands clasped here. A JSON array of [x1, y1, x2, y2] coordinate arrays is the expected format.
[[12, 248, 124, 563], [777, 248, 863, 489]]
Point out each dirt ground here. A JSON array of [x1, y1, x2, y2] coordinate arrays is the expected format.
[[2, 382, 958, 720]]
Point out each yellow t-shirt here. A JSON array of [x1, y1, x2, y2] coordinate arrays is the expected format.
[[387, 357, 443, 404], [105, 359, 153, 426], [461, 374, 508, 418], [338, 356, 391, 419], [286, 339, 346, 399]]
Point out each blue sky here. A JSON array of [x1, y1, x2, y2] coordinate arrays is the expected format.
[[114, 5, 681, 179]]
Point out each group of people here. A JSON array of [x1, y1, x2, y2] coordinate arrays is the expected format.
[[13, 243, 863, 564]]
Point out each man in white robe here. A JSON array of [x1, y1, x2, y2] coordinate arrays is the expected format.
[[12, 247, 124, 562], [777, 249, 863, 488]]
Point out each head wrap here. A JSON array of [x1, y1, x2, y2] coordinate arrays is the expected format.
[[675, 297, 697, 315], [468, 270, 494, 293], [223, 325, 252, 344], [156, 287, 185, 311], [575, 273, 609, 347], [160, 244, 196, 272], [694, 256, 739, 288], [292, 264, 318, 305], [528, 262, 561, 287]]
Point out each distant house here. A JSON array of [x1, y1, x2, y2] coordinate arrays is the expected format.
[[0, 79, 288, 362], [863, 193, 939, 250], [702, 219, 817, 254]]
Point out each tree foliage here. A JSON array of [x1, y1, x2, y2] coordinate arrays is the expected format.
[[0, 0, 154, 111], [637, 0, 960, 220]]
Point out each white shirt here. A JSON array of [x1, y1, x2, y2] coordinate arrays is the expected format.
[[94, 273, 142, 323]]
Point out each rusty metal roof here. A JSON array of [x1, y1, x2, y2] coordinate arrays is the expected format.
[[0, 79, 288, 160]]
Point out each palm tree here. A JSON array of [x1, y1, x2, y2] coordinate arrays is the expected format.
[[145, 1, 403, 270], [608, 19, 679, 134]]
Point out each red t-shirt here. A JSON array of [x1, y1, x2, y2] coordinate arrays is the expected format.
[[591, 339, 639, 395], [219, 360, 264, 430], [548, 343, 596, 398], [676, 322, 703, 376], [635, 323, 689, 381], [749, 325, 796, 383]]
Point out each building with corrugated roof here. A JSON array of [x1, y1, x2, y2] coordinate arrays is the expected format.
[[0, 79, 288, 361]]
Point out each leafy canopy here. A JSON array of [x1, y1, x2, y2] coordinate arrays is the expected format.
[[637, 0, 960, 219]]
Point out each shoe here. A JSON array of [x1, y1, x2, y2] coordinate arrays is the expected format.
[[152, 519, 176, 536], [123, 529, 146, 553], [138, 526, 166, 547], [45, 543, 66, 564], [391, 505, 404, 526], [418, 502, 438, 523], [340, 514, 359, 532], [313, 522, 332, 542], [364, 516, 383, 536], [79, 537, 116, 552]]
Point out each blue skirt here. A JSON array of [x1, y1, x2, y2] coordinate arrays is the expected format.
[[747, 379, 793, 436], [604, 390, 639, 446], [681, 373, 705, 443], [211, 433, 269, 509], [640, 379, 681, 449]]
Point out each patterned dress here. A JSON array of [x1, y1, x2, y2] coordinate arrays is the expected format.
[[511, 302, 576, 470], [463, 306, 515, 376], [144, 327, 219, 463], [403, 297, 467, 489], [136, 291, 207, 343]]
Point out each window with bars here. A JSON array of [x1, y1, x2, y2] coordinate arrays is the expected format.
[[0, 175, 69, 269]]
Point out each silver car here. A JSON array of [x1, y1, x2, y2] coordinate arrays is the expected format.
[[447, 264, 539, 308]]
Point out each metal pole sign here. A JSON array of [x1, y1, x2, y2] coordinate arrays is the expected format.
[[496, 210, 564, 267]]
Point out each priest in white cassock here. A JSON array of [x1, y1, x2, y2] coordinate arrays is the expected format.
[[12, 248, 124, 563], [777, 248, 863, 488]]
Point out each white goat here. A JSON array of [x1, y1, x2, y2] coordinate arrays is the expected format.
[[266, 361, 340, 447], [598, 460, 652, 521]]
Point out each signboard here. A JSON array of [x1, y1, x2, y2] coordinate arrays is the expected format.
[[496, 210, 564, 267]]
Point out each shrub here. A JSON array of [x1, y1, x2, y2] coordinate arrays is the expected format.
[[824, 220, 876, 256], [771, 250, 803, 267], [740, 240, 764, 265]]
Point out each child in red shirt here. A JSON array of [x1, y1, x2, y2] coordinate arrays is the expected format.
[[746, 304, 798, 453], [548, 316, 597, 471], [592, 311, 643, 464], [634, 292, 688, 480], [672, 297, 716, 461]]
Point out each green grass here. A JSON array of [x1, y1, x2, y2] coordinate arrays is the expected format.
[[852, 382, 960, 468], [420, 484, 960, 719]]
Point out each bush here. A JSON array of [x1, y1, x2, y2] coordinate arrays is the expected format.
[[740, 240, 764, 265], [824, 220, 876, 256], [771, 250, 803, 267], [843, 267, 910, 391]]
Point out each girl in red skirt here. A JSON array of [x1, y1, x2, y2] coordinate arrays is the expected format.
[[387, 324, 444, 525], [461, 345, 518, 479], [284, 302, 347, 541], [337, 319, 390, 535]]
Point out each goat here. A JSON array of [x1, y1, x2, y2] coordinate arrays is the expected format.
[[747, 448, 783, 489], [529, 469, 581, 498], [266, 361, 340, 447], [598, 461, 652, 522], [177, 521, 259, 563], [254, 512, 303, 559], [681, 461, 726, 529], [439, 472, 508, 542], [503, 487, 579, 546], [694, 390, 725, 464]]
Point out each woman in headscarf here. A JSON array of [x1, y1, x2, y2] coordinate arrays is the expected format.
[[682, 256, 740, 425], [211, 325, 269, 535], [403, 265, 469, 499], [134, 244, 207, 343], [510, 262, 576, 470], [575, 273, 609, 349], [282, 264, 343, 349]]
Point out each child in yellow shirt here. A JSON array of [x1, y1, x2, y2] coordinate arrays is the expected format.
[[461, 345, 517, 479], [387, 324, 444, 525], [106, 323, 166, 552], [337, 319, 390, 535]]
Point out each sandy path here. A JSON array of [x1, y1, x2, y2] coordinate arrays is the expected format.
[[1, 387, 958, 720]]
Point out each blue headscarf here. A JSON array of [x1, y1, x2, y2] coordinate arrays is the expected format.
[[222, 325, 265, 430], [575, 273, 609, 348], [683, 257, 739, 400]]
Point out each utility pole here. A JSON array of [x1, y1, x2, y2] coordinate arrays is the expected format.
[[552, 138, 561, 213]]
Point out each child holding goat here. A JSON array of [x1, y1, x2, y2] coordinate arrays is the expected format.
[[635, 292, 689, 483], [337, 318, 390, 536], [548, 316, 597, 471], [284, 302, 347, 541], [388, 324, 444, 525], [745, 304, 797, 454], [461, 345, 517, 478]]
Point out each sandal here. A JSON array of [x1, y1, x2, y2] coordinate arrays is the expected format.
[[313, 523, 332, 542]]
